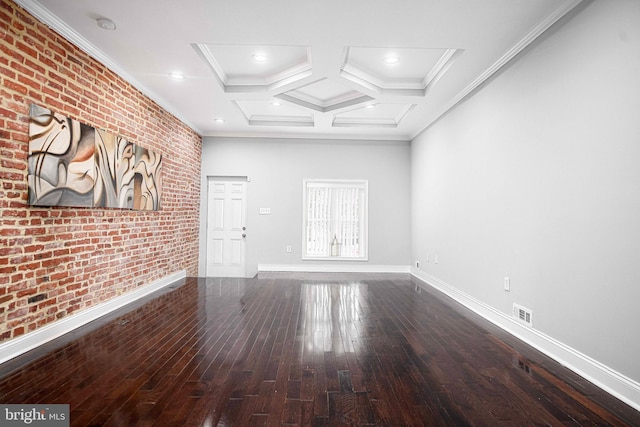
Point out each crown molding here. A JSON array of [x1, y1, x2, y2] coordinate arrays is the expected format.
[[422, 48, 464, 90], [410, 0, 585, 139], [248, 115, 314, 127], [14, 0, 202, 135], [332, 104, 415, 128], [194, 43, 313, 93], [276, 93, 374, 114]]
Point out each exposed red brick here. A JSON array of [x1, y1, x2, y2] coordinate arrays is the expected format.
[[0, 0, 201, 343], [14, 40, 37, 61], [16, 288, 36, 298], [0, 106, 18, 119], [0, 64, 17, 79], [17, 73, 42, 92]]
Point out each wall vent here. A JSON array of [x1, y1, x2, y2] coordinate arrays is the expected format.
[[27, 293, 46, 304], [513, 303, 533, 327]]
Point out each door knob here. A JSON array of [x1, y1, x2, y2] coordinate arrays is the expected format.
[[242, 233, 246, 238]]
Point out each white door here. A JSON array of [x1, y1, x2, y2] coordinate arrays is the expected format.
[[206, 177, 247, 277]]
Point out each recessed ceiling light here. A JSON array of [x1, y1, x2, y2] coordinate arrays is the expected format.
[[214, 118, 225, 124], [366, 104, 376, 109], [96, 18, 116, 31], [169, 72, 185, 80], [271, 101, 281, 106], [383, 55, 400, 65], [252, 53, 268, 63]]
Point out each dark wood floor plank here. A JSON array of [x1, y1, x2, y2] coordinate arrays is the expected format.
[[310, 342, 330, 420], [1, 274, 638, 426]]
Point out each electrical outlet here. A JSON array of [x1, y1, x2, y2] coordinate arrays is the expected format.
[[504, 277, 510, 291], [434, 254, 439, 264], [415, 260, 420, 269], [286, 245, 292, 253]]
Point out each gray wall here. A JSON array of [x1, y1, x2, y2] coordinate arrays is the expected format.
[[199, 138, 411, 276], [411, 0, 640, 382]]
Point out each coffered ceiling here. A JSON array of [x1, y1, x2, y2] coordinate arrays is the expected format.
[[16, 0, 583, 141]]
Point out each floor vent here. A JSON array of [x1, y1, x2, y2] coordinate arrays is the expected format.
[[513, 303, 533, 327]]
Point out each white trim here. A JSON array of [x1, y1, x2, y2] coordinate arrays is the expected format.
[[258, 264, 410, 274], [13, 0, 201, 134], [411, 268, 640, 412], [0, 270, 186, 365], [300, 257, 370, 262], [410, 0, 585, 139]]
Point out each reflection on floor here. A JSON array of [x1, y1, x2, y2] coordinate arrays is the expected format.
[[1, 273, 638, 426]]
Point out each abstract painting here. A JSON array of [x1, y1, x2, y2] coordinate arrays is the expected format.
[[94, 129, 136, 209], [28, 104, 96, 207], [133, 145, 162, 211], [28, 104, 163, 211]]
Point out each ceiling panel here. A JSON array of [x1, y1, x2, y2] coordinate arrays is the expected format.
[[333, 103, 415, 128], [15, 0, 584, 141]]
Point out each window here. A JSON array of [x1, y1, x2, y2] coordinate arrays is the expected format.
[[303, 179, 368, 260]]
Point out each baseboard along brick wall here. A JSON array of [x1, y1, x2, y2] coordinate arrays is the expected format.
[[0, 0, 202, 343]]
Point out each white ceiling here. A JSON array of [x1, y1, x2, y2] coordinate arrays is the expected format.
[[17, 0, 583, 141]]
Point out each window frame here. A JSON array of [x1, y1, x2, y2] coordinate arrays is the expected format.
[[302, 179, 369, 261]]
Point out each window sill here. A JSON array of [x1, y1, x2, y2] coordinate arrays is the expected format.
[[302, 256, 369, 262]]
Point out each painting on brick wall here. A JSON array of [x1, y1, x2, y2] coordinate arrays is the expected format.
[[28, 104, 162, 210]]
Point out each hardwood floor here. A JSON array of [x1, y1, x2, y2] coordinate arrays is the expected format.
[[1, 273, 638, 426]]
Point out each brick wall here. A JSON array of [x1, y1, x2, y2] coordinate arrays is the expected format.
[[0, 0, 202, 341]]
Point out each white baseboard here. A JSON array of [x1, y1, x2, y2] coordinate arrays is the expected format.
[[0, 270, 186, 365], [411, 268, 640, 412], [258, 264, 411, 274], [5, 267, 637, 411]]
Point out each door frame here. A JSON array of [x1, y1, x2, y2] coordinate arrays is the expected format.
[[205, 176, 249, 277]]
